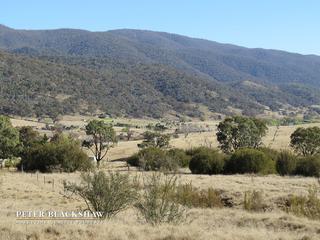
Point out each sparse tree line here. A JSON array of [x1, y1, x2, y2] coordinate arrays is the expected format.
[[127, 116, 320, 177], [0, 115, 319, 177]]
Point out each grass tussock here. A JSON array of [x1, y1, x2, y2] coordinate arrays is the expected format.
[[243, 190, 266, 212], [174, 183, 223, 208], [286, 185, 320, 220]]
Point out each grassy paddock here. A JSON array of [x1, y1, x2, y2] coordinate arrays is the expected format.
[[1, 165, 320, 240]]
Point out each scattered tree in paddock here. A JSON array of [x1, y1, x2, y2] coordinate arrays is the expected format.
[[290, 127, 320, 156], [216, 116, 267, 153], [138, 131, 170, 149], [82, 120, 117, 167]]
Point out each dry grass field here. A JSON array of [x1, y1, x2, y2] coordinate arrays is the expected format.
[[2, 116, 320, 240], [1, 166, 320, 240]]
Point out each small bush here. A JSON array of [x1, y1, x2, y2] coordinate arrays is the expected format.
[[64, 171, 137, 219], [286, 186, 320, 220], [276, 150, 298, 176], [295, 155, 320, 177], [243, 190, 265, 212], [135, 173, 185, 225], [189, 147, 225, 175], [225, 148, 275, 174], [174, 183, 223, 208], [167, 148, 191, 168]]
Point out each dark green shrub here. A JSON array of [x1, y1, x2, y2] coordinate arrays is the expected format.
[[258, 147, 279, 161], [57, 142, 92, 172], [167, 148, 191, 168], [20, 134, 92, 172], [225, 148, 275, 174], [127, 147, 189, 171], [276, 150, 298, 175], [189, 148, 225, 175], [20, 143, 58, 172], [295, 155, 320, 177], [136, 147, 179, 171]]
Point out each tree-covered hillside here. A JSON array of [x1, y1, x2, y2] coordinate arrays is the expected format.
[[0, 24, 319, 118]]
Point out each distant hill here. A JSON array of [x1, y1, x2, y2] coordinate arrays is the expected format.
[[0, 24, 319, 118]]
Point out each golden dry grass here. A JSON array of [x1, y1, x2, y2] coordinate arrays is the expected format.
[[1, 167, 320, 240]]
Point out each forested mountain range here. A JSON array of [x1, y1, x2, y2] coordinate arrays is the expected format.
[[0, 24, 319, 118]]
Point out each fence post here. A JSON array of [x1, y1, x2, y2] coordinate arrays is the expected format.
[[52, 179, 54, 190]]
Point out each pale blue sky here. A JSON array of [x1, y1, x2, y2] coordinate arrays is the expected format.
[[2, 0, 320, 55]]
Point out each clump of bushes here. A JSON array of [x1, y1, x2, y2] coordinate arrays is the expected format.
[[258, 147, 279, 161], [295, 155, 320, 177], [128, 144, 320, 177], [167, 148, 191, 168], [127, 147, 189, 171], [139, 147, 175, 171], [188, 147, 225, 175], [225, 148, 275, 174], [20, 134, 92, 172], [276, 150, 298, 176], [131, 147, 178, 171]]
